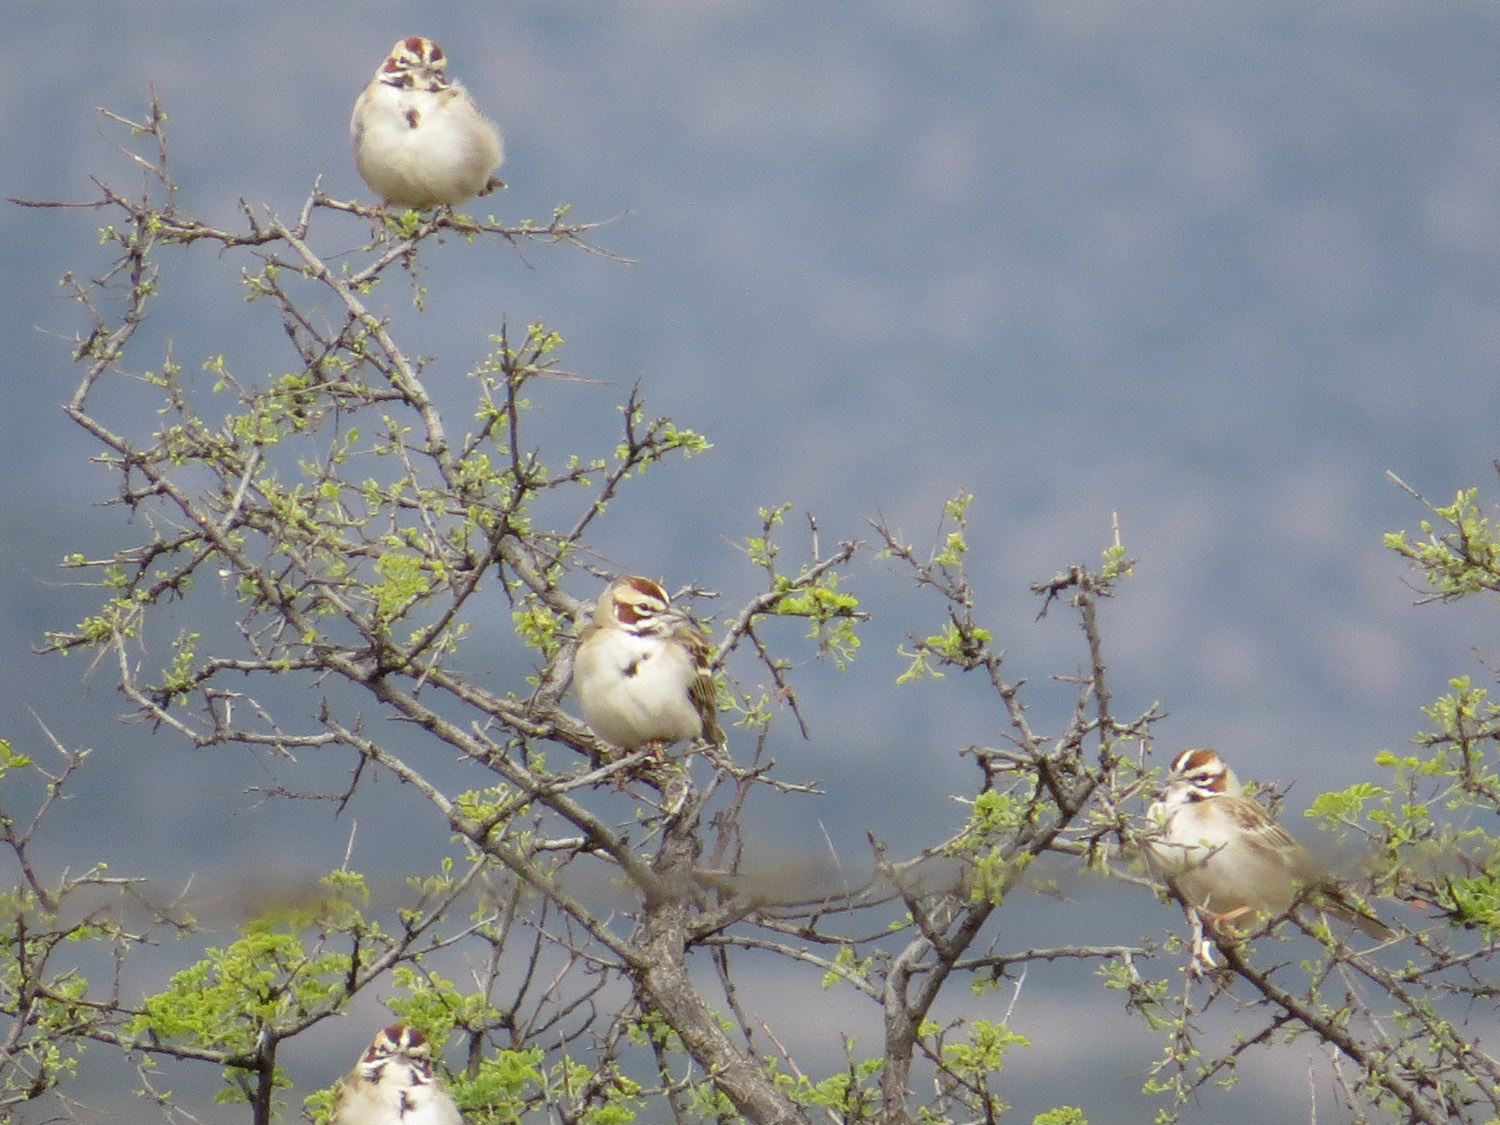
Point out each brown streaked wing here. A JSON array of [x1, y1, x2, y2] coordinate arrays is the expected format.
[[676, 618, 724, 745]]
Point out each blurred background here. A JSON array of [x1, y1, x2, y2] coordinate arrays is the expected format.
[[5, 3, 1500, 1121]]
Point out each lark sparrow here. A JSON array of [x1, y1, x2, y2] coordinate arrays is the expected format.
[[351, 37, 504, 210], [1145, 748, 1390, 969], [573, 576, 725, 752], [330, 1023, 461, 1125]]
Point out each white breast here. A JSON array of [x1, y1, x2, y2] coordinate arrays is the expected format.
[[575, 630, 702, 750], [351, 82, 502, 208], [1147, 798, 1297, 918]]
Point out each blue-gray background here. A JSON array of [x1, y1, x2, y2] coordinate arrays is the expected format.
[[4, 3, 1499, 1122]]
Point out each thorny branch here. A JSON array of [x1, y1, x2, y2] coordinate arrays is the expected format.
[[13, 91, 1494, 1125]]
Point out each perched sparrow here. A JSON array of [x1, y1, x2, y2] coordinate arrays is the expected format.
[[330, 1023, 461, 1125], [1145, 748, 1391, 970], [351, 36, 504, 210], [573, 576, 725, 753]]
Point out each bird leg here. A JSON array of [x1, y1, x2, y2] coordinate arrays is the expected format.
[[1200, 904, 1256, 938], [1187, 906, 1217, 976]]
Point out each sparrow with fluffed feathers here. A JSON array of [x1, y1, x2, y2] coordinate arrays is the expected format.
[[330, 1023, 461, 1125], [573, 576, 725, 753], [351, 37, 505, 210], [1145, 748, 1391, 971]]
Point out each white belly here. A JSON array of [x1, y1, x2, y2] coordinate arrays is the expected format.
[[575, 633, 701, 750], [352, 85, 502, 208]]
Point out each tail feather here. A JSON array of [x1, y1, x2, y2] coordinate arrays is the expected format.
[[1313, 889, 1392, 941]]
